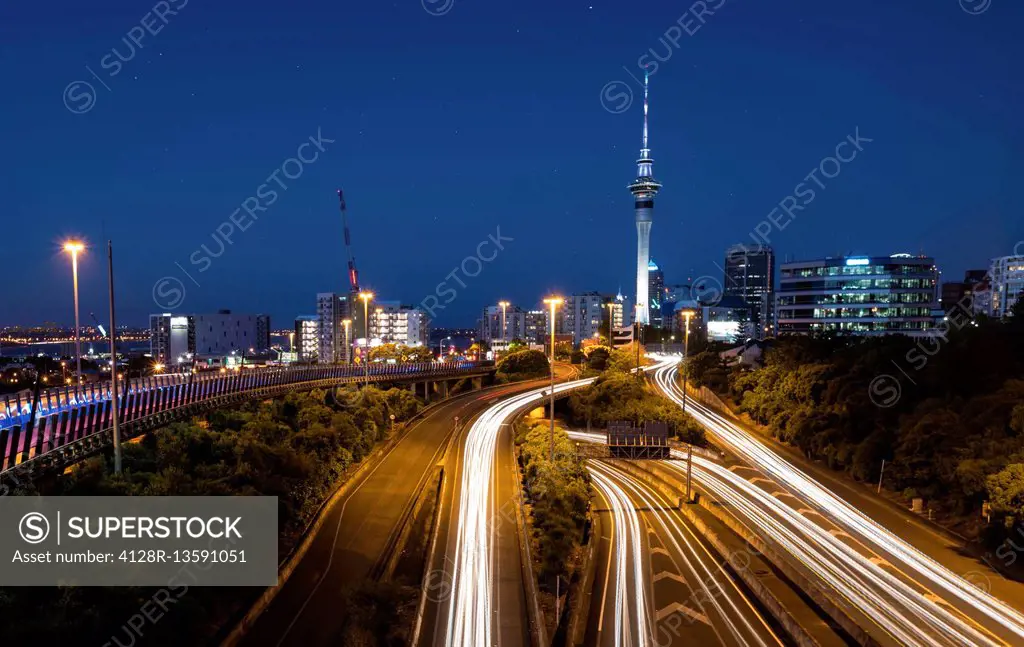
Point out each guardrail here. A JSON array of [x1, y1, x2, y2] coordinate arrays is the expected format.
[[0, 361, 493, 478]]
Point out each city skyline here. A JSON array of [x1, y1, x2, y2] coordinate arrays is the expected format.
[[5, 1, 1023, 327]]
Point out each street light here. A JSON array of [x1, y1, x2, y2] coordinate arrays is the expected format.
[[63, 240, 85, 385], [498, 300, 510, 358], [342, 318, 353, 365], [633, 303, 643, 378], [680, 310, 695, 413], [543, 296, 563, 461], [358, 291, 374, 384]]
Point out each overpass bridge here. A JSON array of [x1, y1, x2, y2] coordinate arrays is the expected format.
[[0, 361, 494, 480]]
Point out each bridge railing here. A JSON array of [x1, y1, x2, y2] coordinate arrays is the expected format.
[[0, 360, 492, 475]]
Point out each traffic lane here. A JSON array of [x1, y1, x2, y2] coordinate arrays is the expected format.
[[424, 376, 563, 647], [246, 383, 536, 647], [679, 458, 1001, 647], [655, 364, 1024, 646], [588, 464, 653, 647], [594, 461, 783, 647], [492, 417, 532, 647]]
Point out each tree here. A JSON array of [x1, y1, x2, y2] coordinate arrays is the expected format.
[[368, 343, 434, 363], [987, 464, 1024, 519], [496, 349, 549, 381]]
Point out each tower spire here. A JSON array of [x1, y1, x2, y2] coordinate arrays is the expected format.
[[642, 67, 650, 155]]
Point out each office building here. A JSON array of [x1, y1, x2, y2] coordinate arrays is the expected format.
[[724, 244, 775, 339], [628, 70, 662, 326], [370, 301, 430, 346], [293, 315, 319, 361], [990, 255, 1024, 318], [647, 260, 665, 327], [150, 310, 270, 366], [776, 254, 939, 336]]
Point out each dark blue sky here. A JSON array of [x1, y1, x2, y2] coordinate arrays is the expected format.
[[3, 0, 1022, 327]]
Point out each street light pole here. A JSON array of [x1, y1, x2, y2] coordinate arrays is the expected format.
[[106, 241, 122, 475], [543, 296, 563, 461], [342, 318, 352, 365], [63, 241, 85, 385], [682, 311, 693, 414], [359, 292, 374, 385]]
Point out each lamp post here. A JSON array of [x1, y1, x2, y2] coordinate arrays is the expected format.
[[358, 292, 374, 384], [634, 304, 642, 378], [106, 241, 122, 474], [498, 300, 510, 358], [681, 310, 694, 413], [543, 296, 563, 461], [63, 241, 85, 385], [342, 318, 352, 365]]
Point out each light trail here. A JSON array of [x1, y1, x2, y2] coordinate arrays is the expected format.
[[590, 460, 782, 647], [589, 463, 653, 647], [442, 375, 596, 647], [650, 356, 1024, 646]]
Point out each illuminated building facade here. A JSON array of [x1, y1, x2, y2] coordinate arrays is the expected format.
[[776, 254, 939, 336]]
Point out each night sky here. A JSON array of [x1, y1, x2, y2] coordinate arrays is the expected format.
[[3, 0, 1022, 327]]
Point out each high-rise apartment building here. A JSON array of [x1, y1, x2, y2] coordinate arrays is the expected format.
[[370, 301, 430, 346], [479, 304, 527, 344], [562, 292, 610, 343], [293, 315, 319, 361], [317, 292, 352, 364]]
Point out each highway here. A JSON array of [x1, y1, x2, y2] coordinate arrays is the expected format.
[[586, 459, 783, 647], [424, 370, 595, 647], [651, 356, 1024, 647], [238, 377, 550, 647]]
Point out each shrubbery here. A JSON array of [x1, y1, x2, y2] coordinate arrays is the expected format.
[[515, 420, 591, 588], [0, 385, 422, 645], [496, 349, 550, 382], [724, 310, 1024, 541], [567, 372, 705, 445]]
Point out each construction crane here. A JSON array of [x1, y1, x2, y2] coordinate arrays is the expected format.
[[337, 189, 360, 292]]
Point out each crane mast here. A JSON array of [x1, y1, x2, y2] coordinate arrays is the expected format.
[[337, 189, 360, 292]]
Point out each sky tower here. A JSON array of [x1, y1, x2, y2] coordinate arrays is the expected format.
[[628, 68, 662, 326]]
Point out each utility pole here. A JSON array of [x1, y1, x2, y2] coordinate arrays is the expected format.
[[877, 459, 886, 494], [107, 241, 122, 475]]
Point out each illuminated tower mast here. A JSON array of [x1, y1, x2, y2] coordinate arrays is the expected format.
[[628, 68, 662, 326]]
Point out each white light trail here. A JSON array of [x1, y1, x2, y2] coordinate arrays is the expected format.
[[443, 375, 595, 647], [651, 357, 1024, 646], [589, 463, 653, 647]]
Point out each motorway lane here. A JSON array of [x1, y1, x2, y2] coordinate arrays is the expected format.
[[426, 367, 590, 647], [587, 460, 783, 647], [652, 357, 1024, 647], [241, 380, 551, 647]]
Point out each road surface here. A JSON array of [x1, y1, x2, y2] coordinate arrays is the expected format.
[[240, 378, 551, 647]]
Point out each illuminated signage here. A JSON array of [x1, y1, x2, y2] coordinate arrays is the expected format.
[[845, 258, 869, 266]]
